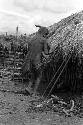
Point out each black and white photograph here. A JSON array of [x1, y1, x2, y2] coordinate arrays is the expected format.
[[0, 0, 83, 124]]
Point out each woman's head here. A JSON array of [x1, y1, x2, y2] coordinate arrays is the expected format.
[[35, 25, 49, 37]]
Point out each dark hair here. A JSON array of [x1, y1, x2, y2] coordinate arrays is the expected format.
[[38, 27, 49, 37]]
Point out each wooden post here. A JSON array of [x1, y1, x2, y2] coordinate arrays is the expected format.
[[13, 26, 19, 81]]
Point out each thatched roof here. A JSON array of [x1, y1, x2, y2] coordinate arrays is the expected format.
[[47, 11, 83, 59]]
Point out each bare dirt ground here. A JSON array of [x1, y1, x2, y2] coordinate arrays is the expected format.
[[0, 80, 82, 125]]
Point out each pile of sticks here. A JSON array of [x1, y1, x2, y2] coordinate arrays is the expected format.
[[36, 94, 74, 116]]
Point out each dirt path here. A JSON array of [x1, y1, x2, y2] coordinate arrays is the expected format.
[[0, 90, 82, 125]]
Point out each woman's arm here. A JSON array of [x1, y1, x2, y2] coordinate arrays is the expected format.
[[43, 41, 50, 55]]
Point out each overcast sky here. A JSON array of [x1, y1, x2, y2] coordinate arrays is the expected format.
[[0, 0, 83, 34]]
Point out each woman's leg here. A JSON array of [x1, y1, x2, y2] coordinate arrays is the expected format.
[[33, 70, 42, 94]]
